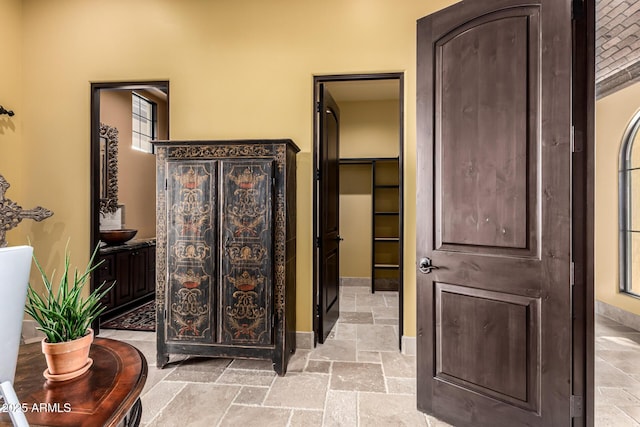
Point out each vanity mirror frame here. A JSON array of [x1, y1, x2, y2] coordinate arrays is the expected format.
[[99, 122, 119, 214]]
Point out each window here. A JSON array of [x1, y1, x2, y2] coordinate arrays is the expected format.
[[619, 109, 640, 296], [132, 93, 156, 153]]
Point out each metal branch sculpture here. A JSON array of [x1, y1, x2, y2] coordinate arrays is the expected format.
[[0, 174, 53, 247]]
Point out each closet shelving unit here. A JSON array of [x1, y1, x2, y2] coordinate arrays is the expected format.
[[339, 157, 402, 293]]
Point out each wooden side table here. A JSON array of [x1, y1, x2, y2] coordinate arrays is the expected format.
[[0, 337, 147, 427]]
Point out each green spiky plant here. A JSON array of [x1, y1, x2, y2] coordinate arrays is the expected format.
[[24, 244, 113, 343]]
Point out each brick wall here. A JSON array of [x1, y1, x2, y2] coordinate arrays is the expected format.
[[597, 0, 640, 97]]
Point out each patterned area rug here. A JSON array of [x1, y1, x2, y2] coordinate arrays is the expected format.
[[101, 301, 155, 331]]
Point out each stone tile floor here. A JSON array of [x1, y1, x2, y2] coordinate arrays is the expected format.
[[595, 315, 640, 426], [99, 288, 640, 426]]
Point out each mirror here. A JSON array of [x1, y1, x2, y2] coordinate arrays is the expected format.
[[99, 123, 119, 214]]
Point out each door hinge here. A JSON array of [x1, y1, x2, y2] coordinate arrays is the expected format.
[[315, 237, 321, 248], [570, 125, 575, 153], [570, 261, 575, 287], [315, 169, 321, 181], [571, 395, 583, 418], [316, 304, 321, 318], [165, 179, 168, 190], [316, 101, 321, 113]]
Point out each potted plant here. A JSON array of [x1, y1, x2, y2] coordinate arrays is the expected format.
[[24, 244, 112, 381]]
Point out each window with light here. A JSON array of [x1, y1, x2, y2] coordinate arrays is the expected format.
[[619, 109, 640, 296], [132, 93, 156, 153]]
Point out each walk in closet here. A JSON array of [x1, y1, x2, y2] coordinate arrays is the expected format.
[[339, 157, 401, 292]]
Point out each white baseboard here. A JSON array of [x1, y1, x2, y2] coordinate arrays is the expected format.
[[402, 335, 416, 356], [296, 331, 314, 350], [596, 300, 640, 331]]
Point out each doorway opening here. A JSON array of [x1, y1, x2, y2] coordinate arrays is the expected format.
[[90, 81, 169, 332], [313, 73, 405, 349]]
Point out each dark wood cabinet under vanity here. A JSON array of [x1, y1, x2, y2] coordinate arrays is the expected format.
[[96, 239, 156, 319], [153, 139, 298, 375]]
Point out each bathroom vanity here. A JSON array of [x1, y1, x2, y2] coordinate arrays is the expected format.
[[97, 239, 156, 318]]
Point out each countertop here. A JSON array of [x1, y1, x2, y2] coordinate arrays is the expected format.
[[99, 237, 156, 254]]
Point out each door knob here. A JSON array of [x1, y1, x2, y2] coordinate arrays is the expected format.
[[335, 235, 344, 242], [418, 257, 439, 274]]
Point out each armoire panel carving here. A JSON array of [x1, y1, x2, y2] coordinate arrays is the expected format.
[[221, 160, 273, 345], [166, 162, 216, 341]]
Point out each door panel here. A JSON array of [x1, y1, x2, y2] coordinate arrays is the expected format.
[[325, 250, 338, 311], [132, 248, 149, 299], [437, 8, 538, 255], [318, 85, 341, 343], [115, 251, 132, 305], [219, 160, 274, 346], [435, 283, 540, 412], [417, 1, 573, 426], [166, 161, 216, 343]]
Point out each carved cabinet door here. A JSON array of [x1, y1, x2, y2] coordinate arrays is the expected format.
[[220, 160, 274, 345], [166, 161, 218, 343]]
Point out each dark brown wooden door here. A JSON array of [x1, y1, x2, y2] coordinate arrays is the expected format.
[[416, 1, 574, 426], [318, 85, 341, 343], [147, 246, 156, 294], [132, 247, 149, 299], [97, 253, 116, 311], [115, 251, 133, 306]]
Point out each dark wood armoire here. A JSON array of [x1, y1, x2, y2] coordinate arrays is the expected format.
[[153, 139, 298, 375]]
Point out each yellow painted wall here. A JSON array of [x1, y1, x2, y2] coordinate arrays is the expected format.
[[340, 164, 372, 277], [14, 0, 459, 334], [595, 81, 640, 315], [339, 100, 400, 278], [100, 90, 166, 239], [340, 100, 400, 158], [0, 0, 27, 247]]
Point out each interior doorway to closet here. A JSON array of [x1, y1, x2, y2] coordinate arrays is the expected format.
[[313, 73, 404, 348]]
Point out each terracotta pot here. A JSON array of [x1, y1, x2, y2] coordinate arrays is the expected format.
[[41, 329, 93, 378]]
